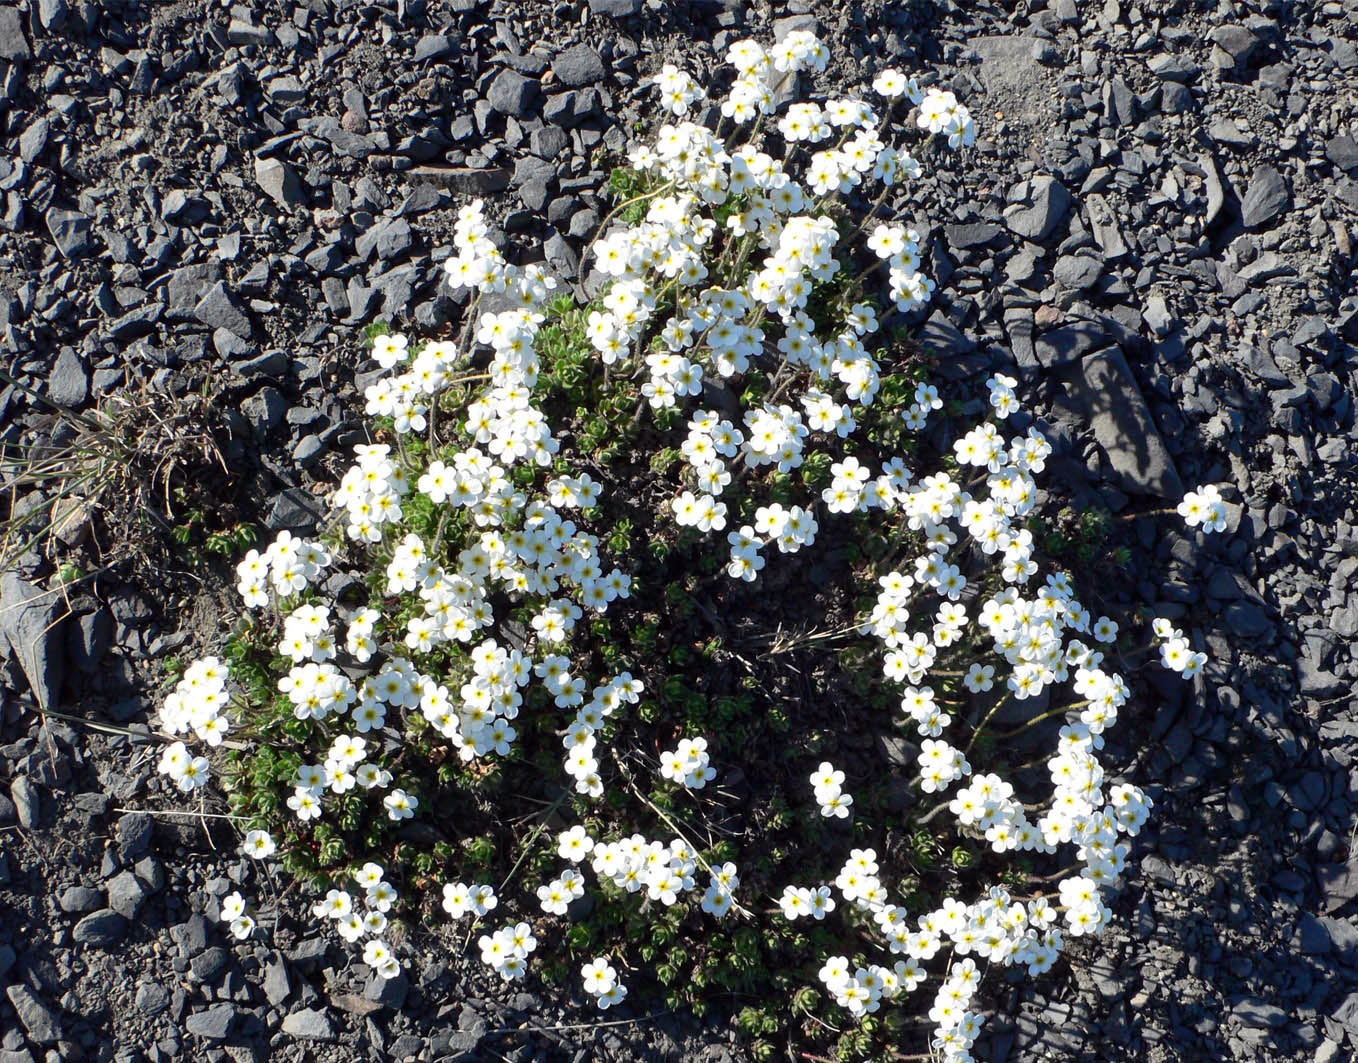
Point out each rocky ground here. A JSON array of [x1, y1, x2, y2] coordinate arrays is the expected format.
[[0, 0, 1356, 1061]]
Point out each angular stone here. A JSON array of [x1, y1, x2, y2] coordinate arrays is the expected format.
[[0, 572, 65, 710], [414, 34, 458, 62], [185, 1003, 236, 1040], [48, 347, 88, 406], [1158, 81, 1195, 114], [1147, 53, 1198, 82], [1003, 176, 1071, 241], [588, 0, 641, 14], [1210, 24, 1258, 60], [193, 281, 252, 339], [1233, 999, 1286, 1028], [1054, 254, 1102, 290], [355, 217, 412, 262], [10, 776, 38, 828], [254, 157, 304, 208], [1062, 347, 1183, 498], [282, 1007, 337, 1041], [409, 165, 510, 195], [6, 985, 60, 1046], [1034, 320, 1106, 367], [1326, 136, 1358, 174], [46, 207, 93, 259], [107, 870, 148, 919], [1200, 153, 1228, 227], [265, 75, 306, 103], [58, 885, 105, 913], [1241, 165, 1288, 229], [72, 909, 128, 945], [1085, 193, 1127, 258], [226, 17, 272, 47], [0, 6, 31, 61], [38, 0, 70, 32], [944, 222, 1003, 250], [487, 69, 538, 117], [552, 44, 605, 86]]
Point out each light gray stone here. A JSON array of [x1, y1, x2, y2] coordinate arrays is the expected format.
[[1241, 165, 1288, 229], [0, 572, 65, 710], [1063, 347, 1184, 498], [6, 985, 60, 1045], [282, 1007, 337, 1041], [254, 156, 304, 208], [1003, 176, 1071, 241]]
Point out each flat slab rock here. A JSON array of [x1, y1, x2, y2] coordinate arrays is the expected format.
[[1058, 347, 1184, 499]]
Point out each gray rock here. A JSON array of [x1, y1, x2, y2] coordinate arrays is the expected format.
[[48, 347, 88, 406], [487, 69, 538, 117], [185, 1003, 236, 1040], [46, 207, 94, 258], [0, 572, 65, 710], [107, 870, 148, 919], [944, 222, 1003, 250], [10, 776, 38, 828], [1033, 321, 1107, 367], [72, 909, 128, 945], [1158, 81, 1195, 114], [1233, 998, 1286, 1028], [0, 6, 31, 61], [356, 218, 412, 262], [255, 157, 304, 208], [265, 488, 325, 535], [194, 281, 252, 340], [1241, 166, 1288, 229], [161, 190, 207, 223], [265, 75, 306, 103], [58, 885, 105, 913], [1144, 295, 1175, 337], [282, 1007, 337, 1041], [241, 387, 289, 436], [588, 0, 641, 14], [414, 34, 458, 62], [1208, 119, 1256, 148], [6, 985, 60, 1046], [1085, 193, 1127, 258], [115, 811, 152, 856], [135, 982, 170, 1016], [226, 17, 272, 47], [1003, 176, 1071, 241], [1062, 347, 1183, 498], [1106, 76, 1136, 126], [552, 44, 605, 86], [1210, 24, 1258, 60], [38, 0, 70, 32], [364, 968, 409, 1008], [1326, 135, 1358, 174], [1147, 53, 1198, 82], [190, 946, 229, 982], [19, 118, 50, 163], [410, 165, 510, 195], [1200, 152, 1228, 227], [263, 957, 291, 1006], [1054, 254, 1102, 290]]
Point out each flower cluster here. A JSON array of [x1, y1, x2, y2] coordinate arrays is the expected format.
[[1176, 483, 1227, 533], [234, 530, 333, 606], [218, 891, 256, 940], [658, 735, 716, 790], [581, 957, 629, 1009], [810, 761, 853, 819], [146, 30, 1193, 1060], [310, 863, 399, 975]]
